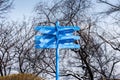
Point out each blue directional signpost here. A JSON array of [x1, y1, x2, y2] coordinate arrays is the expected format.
[[35, 21, 80, 80]]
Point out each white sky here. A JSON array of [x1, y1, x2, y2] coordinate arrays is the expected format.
[[8, 0, 40, 21]]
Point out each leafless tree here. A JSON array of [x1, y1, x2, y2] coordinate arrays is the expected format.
[[0, 21, 19, 76], [33, 0, 120, 80], [0, 0, 13, 18], [97, 0, 120, 51], [0, 0, 120, 80]]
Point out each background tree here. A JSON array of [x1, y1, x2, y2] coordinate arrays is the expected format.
[[0, 21, 19, 76], [0, 0, 13, 18], [33, 0, 120, 79], [0, 0, 120, 80]]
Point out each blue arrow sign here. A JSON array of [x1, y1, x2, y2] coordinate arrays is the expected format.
[[35, 26, 56, 35], [35, 26, 80, 31], [35, 44, 56, 48], [58, 35, 80, 44], [35, 35, 79, 45], [59, 39, 75, 44], [35, 26, 55, 31], [35, 35, 79, 40], [35, 36, 56, 46], [35, 26, 80, 35], [58, 26, 80, 31], [35, 35, 55, 40], [59, 43, 80, 48], [59, 35, 80, 40], [35, 43, 80, 49], [59, 29, 74, 35]]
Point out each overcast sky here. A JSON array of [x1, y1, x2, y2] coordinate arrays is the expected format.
[[8, 0, 40, 21]]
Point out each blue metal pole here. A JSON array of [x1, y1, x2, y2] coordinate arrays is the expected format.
[[56, 45, 59, 80], [56, 21, 59, 80]]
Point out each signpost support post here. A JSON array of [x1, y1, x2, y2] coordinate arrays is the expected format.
[[56, 21, 59, 80], [56, 46, 59, 80]]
